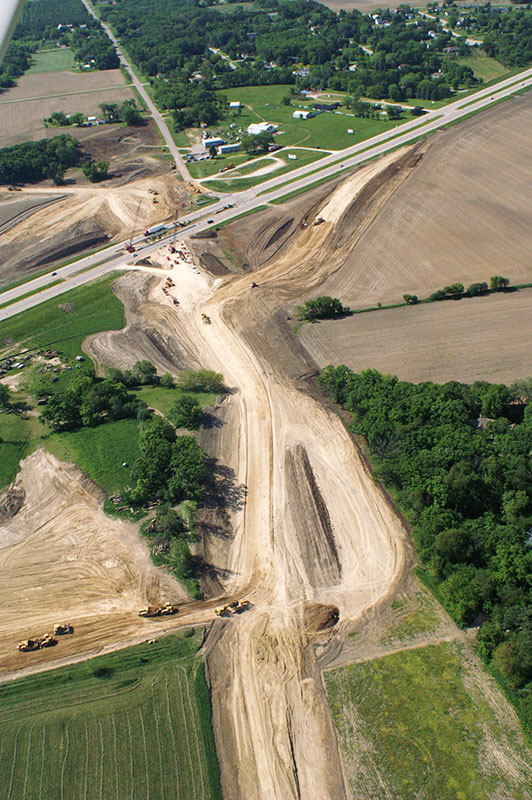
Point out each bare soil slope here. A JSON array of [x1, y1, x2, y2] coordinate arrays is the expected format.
[[300, 92, 532, 384], [0, 449, 189, 673]]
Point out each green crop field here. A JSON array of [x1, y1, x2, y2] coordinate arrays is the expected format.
[[0, 274, 125, 365], [0, 632, 222, 800], [325, 642, 531, 800], [213, 85, 399, 151], [28, 48, 76, 74]]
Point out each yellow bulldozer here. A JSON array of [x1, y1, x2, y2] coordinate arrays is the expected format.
[[54, 623, 74, 636]]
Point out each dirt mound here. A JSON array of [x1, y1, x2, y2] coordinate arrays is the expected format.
[[285, 444, 341, 589], [0, 486, 25, 523], [304, 604, 340, 632]]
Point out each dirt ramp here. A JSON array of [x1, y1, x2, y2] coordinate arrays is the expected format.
[[83, 272, 190, 373], [285, 444, 341, 590]]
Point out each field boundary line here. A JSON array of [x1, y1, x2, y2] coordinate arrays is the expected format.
[[0, 85, 135, 105], [151, 680, 165, 800], [112, 715, 120, 798], [83, 722, 89, 800], [176, 668, 198, 800], [165, 675, 181, 800], [98, 720, 105, 800], [125, 710, 135, 800], [7, 726, 20, 800], [182, 665, 207, 799], [138, 705, 151, 800], [59, 719, 70, 800], [22, 721, 37, 800], [38, 724, 46, 800]]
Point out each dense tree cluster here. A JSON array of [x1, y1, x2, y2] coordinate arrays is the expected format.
[[169, 396, 203, 430], [0, 135, 80, 185], [318, 366, 532, 725], [128, 417, 205, 506], [12, 0, 90, 43], [98, 0, 482, 122], [40, 372, 141, 429], [452, 5, 532, 67], [81, 160, 110, 182], [175, 369, 225, 393], [0, 43, 32, 91], [144, 505, 196, 586], [296, 296, 350, 321]]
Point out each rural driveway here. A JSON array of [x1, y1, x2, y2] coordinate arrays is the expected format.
[[79, 0, 194, 184]]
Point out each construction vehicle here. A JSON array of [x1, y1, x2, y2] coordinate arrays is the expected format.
[[18, 639, 40, 652], [234, 600, 251, 613], [173, 298, 179, 305], [313, 217, 324, 226], [251, 281, 258, 288], [201, 313, 211, 324], [53, 623, 74, 636], [17, 634, 58, 652], [215, 605, 231, 617], [138, 603, 179, 618], [123, 242, 135, 253]]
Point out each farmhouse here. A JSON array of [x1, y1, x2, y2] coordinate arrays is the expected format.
[[292, 109, 313, 120], [246, 122, 277, 135]]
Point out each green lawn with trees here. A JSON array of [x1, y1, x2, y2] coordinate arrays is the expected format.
[[27, 48, 76, 74], [318, 365, 532, 734], [0, 631, 222, 800]]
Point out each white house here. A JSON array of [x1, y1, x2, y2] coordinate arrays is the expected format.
[[203, 136, 224, 148], [292, 109, 313, 120], [246, 122, 277, 135], [229, 101, 241, 109], [218, 142, 241, 154]]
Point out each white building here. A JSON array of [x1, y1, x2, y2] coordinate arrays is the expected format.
[[218, 142, 241, 155], [246, 122, 277, 135], [229, 101, 241, 109], [203, 137, 224, 148], [292, 109, 313, 120]]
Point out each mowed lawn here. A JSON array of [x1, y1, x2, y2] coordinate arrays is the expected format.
[[28, 48, 75, 74], [204, 147, 328, 191], [325, 642, 531, 800], [0, 632, 222, 800], [456, 51, 510, 83], [0, 274, 125, 364], [214, 84, 400, 150]]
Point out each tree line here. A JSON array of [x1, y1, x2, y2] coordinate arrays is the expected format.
[[0, 135, 81, 185], [318, 366, 532, 732]]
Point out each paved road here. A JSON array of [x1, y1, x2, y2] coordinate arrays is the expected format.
[[2, 66, 532, 322], [79, 0, 193, 184]]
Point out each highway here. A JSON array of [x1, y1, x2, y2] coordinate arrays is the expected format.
[[2, 65, 532, 322]]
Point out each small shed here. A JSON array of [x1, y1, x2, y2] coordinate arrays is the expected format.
[[292, 109, 313, 120]]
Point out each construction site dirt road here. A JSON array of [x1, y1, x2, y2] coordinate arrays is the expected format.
[[0, 148, 419, 797]]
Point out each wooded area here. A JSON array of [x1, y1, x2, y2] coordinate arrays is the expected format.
[[319, 366, 532, 731]]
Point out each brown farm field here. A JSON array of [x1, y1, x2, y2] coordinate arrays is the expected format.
[[0, 69, 135, 148], [299, 92, 532, 385], [301, 289, 532, 385]]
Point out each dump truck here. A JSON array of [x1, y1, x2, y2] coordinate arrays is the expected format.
[[40, 634, 57, 648], [138, 603, 179, 618], [313, 217, 324, 226], [201, 313, 211, 324], [54, 623, 74, 636]]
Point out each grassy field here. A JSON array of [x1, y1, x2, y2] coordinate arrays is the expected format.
[[204, 148, 330, 192], [0, 275, 125, 365], [457, 51, 510, 83], [28, 48, 75, 74], [45, 418, 141, 494], [0, 631, 222, 800], [136, 385, 217, 418], [187, 152, 251, 179], [213, 85, 399, 151], [325, 642, 531, 799]]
